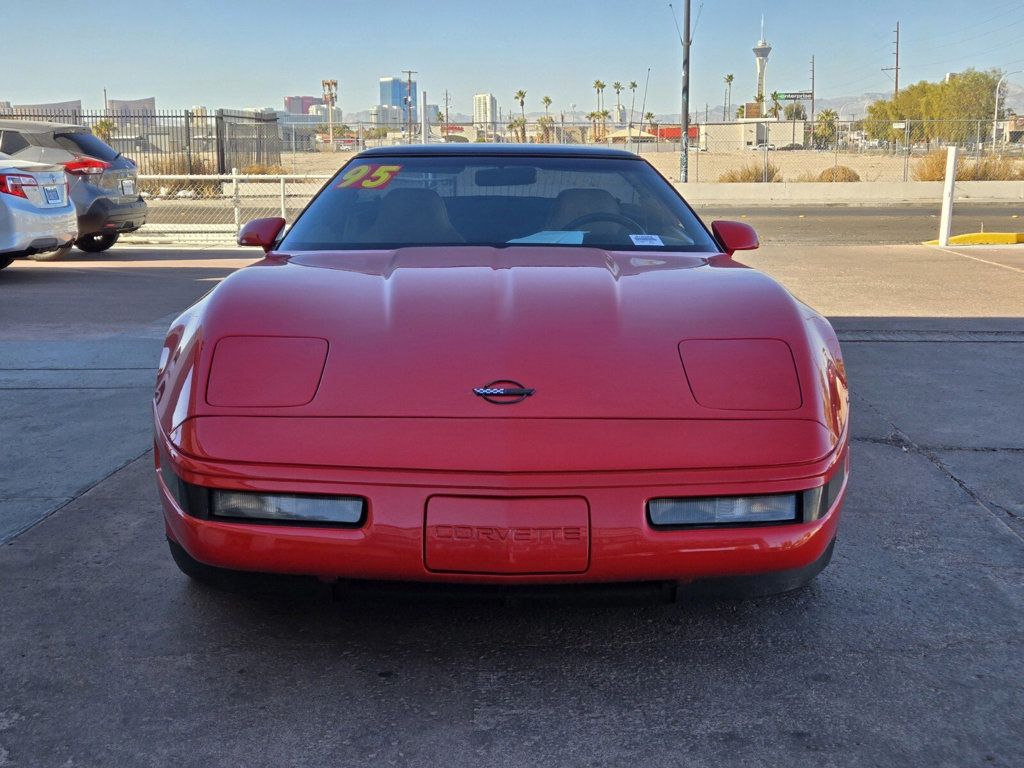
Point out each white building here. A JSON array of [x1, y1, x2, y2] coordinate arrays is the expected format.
[[370, 104, 405, 128], [473, 93, 497, 129], [308, 104, 343, 122]]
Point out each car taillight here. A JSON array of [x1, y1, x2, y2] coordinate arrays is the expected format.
[[0, 173, 38, 198], [64, 157, 109, 176]]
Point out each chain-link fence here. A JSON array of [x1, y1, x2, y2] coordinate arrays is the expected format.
[[276, 118, 1024, 183], [123, 173, 328, 245], [115, 117, 1023, 245]]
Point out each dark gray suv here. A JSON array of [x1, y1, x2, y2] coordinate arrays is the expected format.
[[0, 120, 147, 257]]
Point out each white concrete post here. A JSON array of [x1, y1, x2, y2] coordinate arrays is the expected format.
[[231, 167, 240, 235], [938, 146, 958, 247], [279, 177, 286, 218], [421, 92, 428, 145]]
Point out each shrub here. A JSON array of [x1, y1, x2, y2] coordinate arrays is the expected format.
[[138, 155, 220, 198], [718, 161, 782, 183], [817, 165, 861, 182], [241, 163, 290, 175], [912, 151, 1024, 182], [962, 156, 1023, 181]]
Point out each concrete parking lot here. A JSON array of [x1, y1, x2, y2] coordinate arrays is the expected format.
[[1, 241, 1021, 767]]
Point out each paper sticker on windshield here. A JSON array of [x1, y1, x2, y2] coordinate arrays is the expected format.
[[630, 234, 664, 246], [337, 164, 403, 190]]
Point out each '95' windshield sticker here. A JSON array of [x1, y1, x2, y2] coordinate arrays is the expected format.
[[630, 234, 664, 246], [337, 164, 403, 189]]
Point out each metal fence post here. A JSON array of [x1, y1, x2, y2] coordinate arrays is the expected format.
[[938, 146, 958, 247], [184, 110, 193, 175], [215, 110, 226, 174], [232, 167, 240, 235], [763, 141, 769, 182], [903, 121, 911, 182], [280, 177, 287, 218]]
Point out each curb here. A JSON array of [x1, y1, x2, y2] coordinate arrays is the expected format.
[[922, 232, 1024, 245]]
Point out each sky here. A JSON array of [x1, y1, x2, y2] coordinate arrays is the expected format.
[[8, 0, 1024, 117]]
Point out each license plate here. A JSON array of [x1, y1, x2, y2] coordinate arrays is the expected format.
[[43, 185, 61, 204], [120, 179, 136, 196]]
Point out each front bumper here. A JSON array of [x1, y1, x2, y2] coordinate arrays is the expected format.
[[77, 196, 147, 237], [156, 421, 848, 586]]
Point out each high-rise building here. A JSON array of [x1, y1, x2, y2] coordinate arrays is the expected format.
[[753, 16, 772, 102], [284, 96, 324, 115], [473, 93, 497, 129], [379, 76, 417, 120], [107, 97, 156, 114]]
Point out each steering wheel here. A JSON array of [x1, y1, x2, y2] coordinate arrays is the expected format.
[[562, 211, 645, 233]]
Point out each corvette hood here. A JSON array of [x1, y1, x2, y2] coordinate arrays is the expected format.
[[189, 246, 817, 421]]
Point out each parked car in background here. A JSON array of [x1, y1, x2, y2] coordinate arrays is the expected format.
[[0, 152, 77, 269], [0, 121, 146, 255]]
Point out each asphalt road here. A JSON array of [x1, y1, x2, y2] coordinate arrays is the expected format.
[[693, 203, 1024, 244], [0, 245, 1021, 767]]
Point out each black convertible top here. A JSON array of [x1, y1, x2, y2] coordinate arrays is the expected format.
[[356, 144, 641, 160]]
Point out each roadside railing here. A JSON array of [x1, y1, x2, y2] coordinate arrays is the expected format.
[[123, 171, 330, 245]]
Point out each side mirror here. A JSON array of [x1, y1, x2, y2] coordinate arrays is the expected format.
[[711, 220, 759, 256], [238, 217, 286, 253]]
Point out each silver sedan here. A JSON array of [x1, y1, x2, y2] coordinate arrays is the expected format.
[[0, 153, 77, 270]]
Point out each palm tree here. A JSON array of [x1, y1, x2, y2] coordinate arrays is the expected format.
[[769, 91, 782, 120], [612, 81, 623, 122], [723, 74, 734, 121], [92, 119, 117, 143], [627, 80, 638, 131], [540, 96, 553, 143], [644, 112, 656, 133], [593, 80, 605, 112], [814, 108, 839, 147], [598, 109, 610, 141], [514, 90, 527, 122], [586, 111, 599, 142]]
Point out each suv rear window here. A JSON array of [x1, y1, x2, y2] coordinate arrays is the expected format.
[[54, 131, 119, 161], [0, 131, 30, 155]]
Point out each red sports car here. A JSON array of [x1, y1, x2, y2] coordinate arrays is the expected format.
[[154, 145, 849, 597]]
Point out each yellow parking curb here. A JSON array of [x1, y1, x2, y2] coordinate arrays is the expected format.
[[923, 232, 1024, 245]]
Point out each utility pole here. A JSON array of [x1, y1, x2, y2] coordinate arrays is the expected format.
[[321, 79, 338, 152], [882, 22, 900, 100], [809, 55, 815, 126], [402, 69, 417, 144], [670, 1, 691, 182], [443, 89, 451, 142]]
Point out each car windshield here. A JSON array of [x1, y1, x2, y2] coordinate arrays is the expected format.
[[281, 155, 718, 252]]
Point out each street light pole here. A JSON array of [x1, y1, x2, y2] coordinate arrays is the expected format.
[[992, 71, 1020, 154], [672, 0, 691, 182], [321, 79, 337, 152]]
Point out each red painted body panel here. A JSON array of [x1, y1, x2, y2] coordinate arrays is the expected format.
[[154, 237, 850, 585]]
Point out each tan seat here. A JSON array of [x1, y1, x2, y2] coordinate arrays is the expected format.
[[545, 188, 622, 230], [361, 188, 464, 244]]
